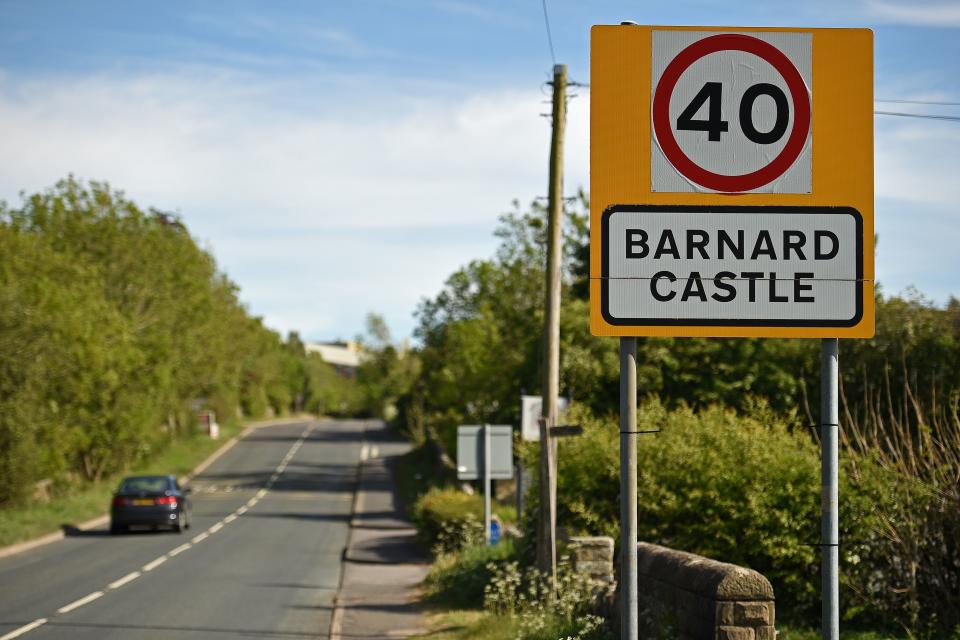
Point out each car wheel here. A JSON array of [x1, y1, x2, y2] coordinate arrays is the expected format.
[[183, 510, 191, 530], [173, 511, 183, 533]]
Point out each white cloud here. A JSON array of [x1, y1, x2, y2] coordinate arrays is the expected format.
[[874, 118, 960, 204], [866, 1, 960, 26], [0, 69, 589, 338], [873, 117, 960, 302]]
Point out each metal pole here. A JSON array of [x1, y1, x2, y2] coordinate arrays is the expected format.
[[620, 337, 638, 640], [821, 338, 839, 640], [516, 463, 524, 522], [484, 424, 492, 545]]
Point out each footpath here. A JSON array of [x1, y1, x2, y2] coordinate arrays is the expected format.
[[331, 421, 430, 639]]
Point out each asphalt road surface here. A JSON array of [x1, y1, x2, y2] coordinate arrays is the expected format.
[[0, 419, 369, 640]]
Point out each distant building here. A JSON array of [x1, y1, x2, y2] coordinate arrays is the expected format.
[[305, 340, 363, 378]]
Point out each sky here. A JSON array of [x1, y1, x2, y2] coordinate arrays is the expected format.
[[1, 1, 958, 341]]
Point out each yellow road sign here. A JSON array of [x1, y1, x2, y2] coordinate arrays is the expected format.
[[589, 25, 874, 338]]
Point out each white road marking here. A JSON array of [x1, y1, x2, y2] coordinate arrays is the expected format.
[[168, 543, 192, 556], [142, 556, 167, 572], [0, 618, 47, 640], [256, 488, 268, 499], [191, 531, 209, 544], [57, 591, 104, 614], [108, 571, 141, 589], [360, 444, 370, 461], [236, 505, 248, 515], [208, 522, 224, 534], [224, 514, 238, 524], [246, 498, 258, 508], [370, 445, 379, 459]]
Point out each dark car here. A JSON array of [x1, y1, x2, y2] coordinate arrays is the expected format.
[[110, 475, 192, 534]]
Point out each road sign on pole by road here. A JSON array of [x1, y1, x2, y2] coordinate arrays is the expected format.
[[590, 25, 873, 338], [520, 395, 570, 441], [591, 24, 873, 640], [456, 425, 514, 480], [457, 425, 514, 545]]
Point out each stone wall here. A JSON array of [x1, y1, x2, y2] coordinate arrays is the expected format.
[[636, 542, 775, 640], [569, 536, 615, 583]]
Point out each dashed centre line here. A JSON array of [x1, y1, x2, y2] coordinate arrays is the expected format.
[[191, 531, 209, 544], [0, 618, 47, 640], [107, 571, 140, 590], [142, 556, 167, 572], [168, 543, 192, 557], [57, 591, 104, 614]]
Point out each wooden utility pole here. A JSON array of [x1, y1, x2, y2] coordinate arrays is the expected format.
[[537, 63, 566, 583]]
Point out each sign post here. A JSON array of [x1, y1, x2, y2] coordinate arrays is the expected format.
[[590, 25, 873, 640], [619, 337, 638, 640], [484, 425, 492, 545], [456, 425, 514, 545], [821, 339, 840, 638]]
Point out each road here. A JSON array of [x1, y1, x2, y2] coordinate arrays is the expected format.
[[0, 419, 371, 640]]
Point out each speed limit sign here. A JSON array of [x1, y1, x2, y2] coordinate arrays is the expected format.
[[651, 31, 811, 194], [589, 25, 873, 338]]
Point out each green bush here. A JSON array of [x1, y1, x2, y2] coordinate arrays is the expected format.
[[414, 487, 485, 549], [521, 399, 956, 633], [537, 400, 820, 623], [412, 485, 516, 552], [424, 538, 518, 608]]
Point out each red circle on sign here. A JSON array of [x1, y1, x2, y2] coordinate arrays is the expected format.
[[652, 33, 811, 193]]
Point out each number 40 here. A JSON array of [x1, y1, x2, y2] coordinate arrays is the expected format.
[[677, 82, 790, 144]]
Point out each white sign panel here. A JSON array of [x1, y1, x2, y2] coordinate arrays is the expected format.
[[520, 395, 570, 442], [601, 205, 863, 327], [651, 30, 812, 194]]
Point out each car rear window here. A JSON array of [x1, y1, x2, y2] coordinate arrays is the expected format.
[[118, 477, 171, 493]]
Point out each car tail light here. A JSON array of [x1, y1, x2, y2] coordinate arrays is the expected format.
[[155, 496, 178, 506], [112, 497, 130, 507]]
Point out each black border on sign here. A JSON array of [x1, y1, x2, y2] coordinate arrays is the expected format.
[[599, 204, 864, 327]]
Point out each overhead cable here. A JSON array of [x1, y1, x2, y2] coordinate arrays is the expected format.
[[541, 0, 557, 66], [874, 110, 960, 122]]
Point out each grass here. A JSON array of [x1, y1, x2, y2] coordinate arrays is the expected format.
[[776, 625, 908, 639], [420, 607, 907, 640], [423, 539, 518, 609], [418, 610, 517, 640], [418, 614, 909, 640], [0, 418, 258, 548]]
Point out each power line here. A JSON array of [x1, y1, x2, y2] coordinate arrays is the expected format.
[[541, 0, 556, 66], [876, 98, 960, 107], [875, 110, 960, 122]]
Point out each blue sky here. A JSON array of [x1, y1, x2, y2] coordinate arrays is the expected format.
[[1, 1, 959, 341]]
